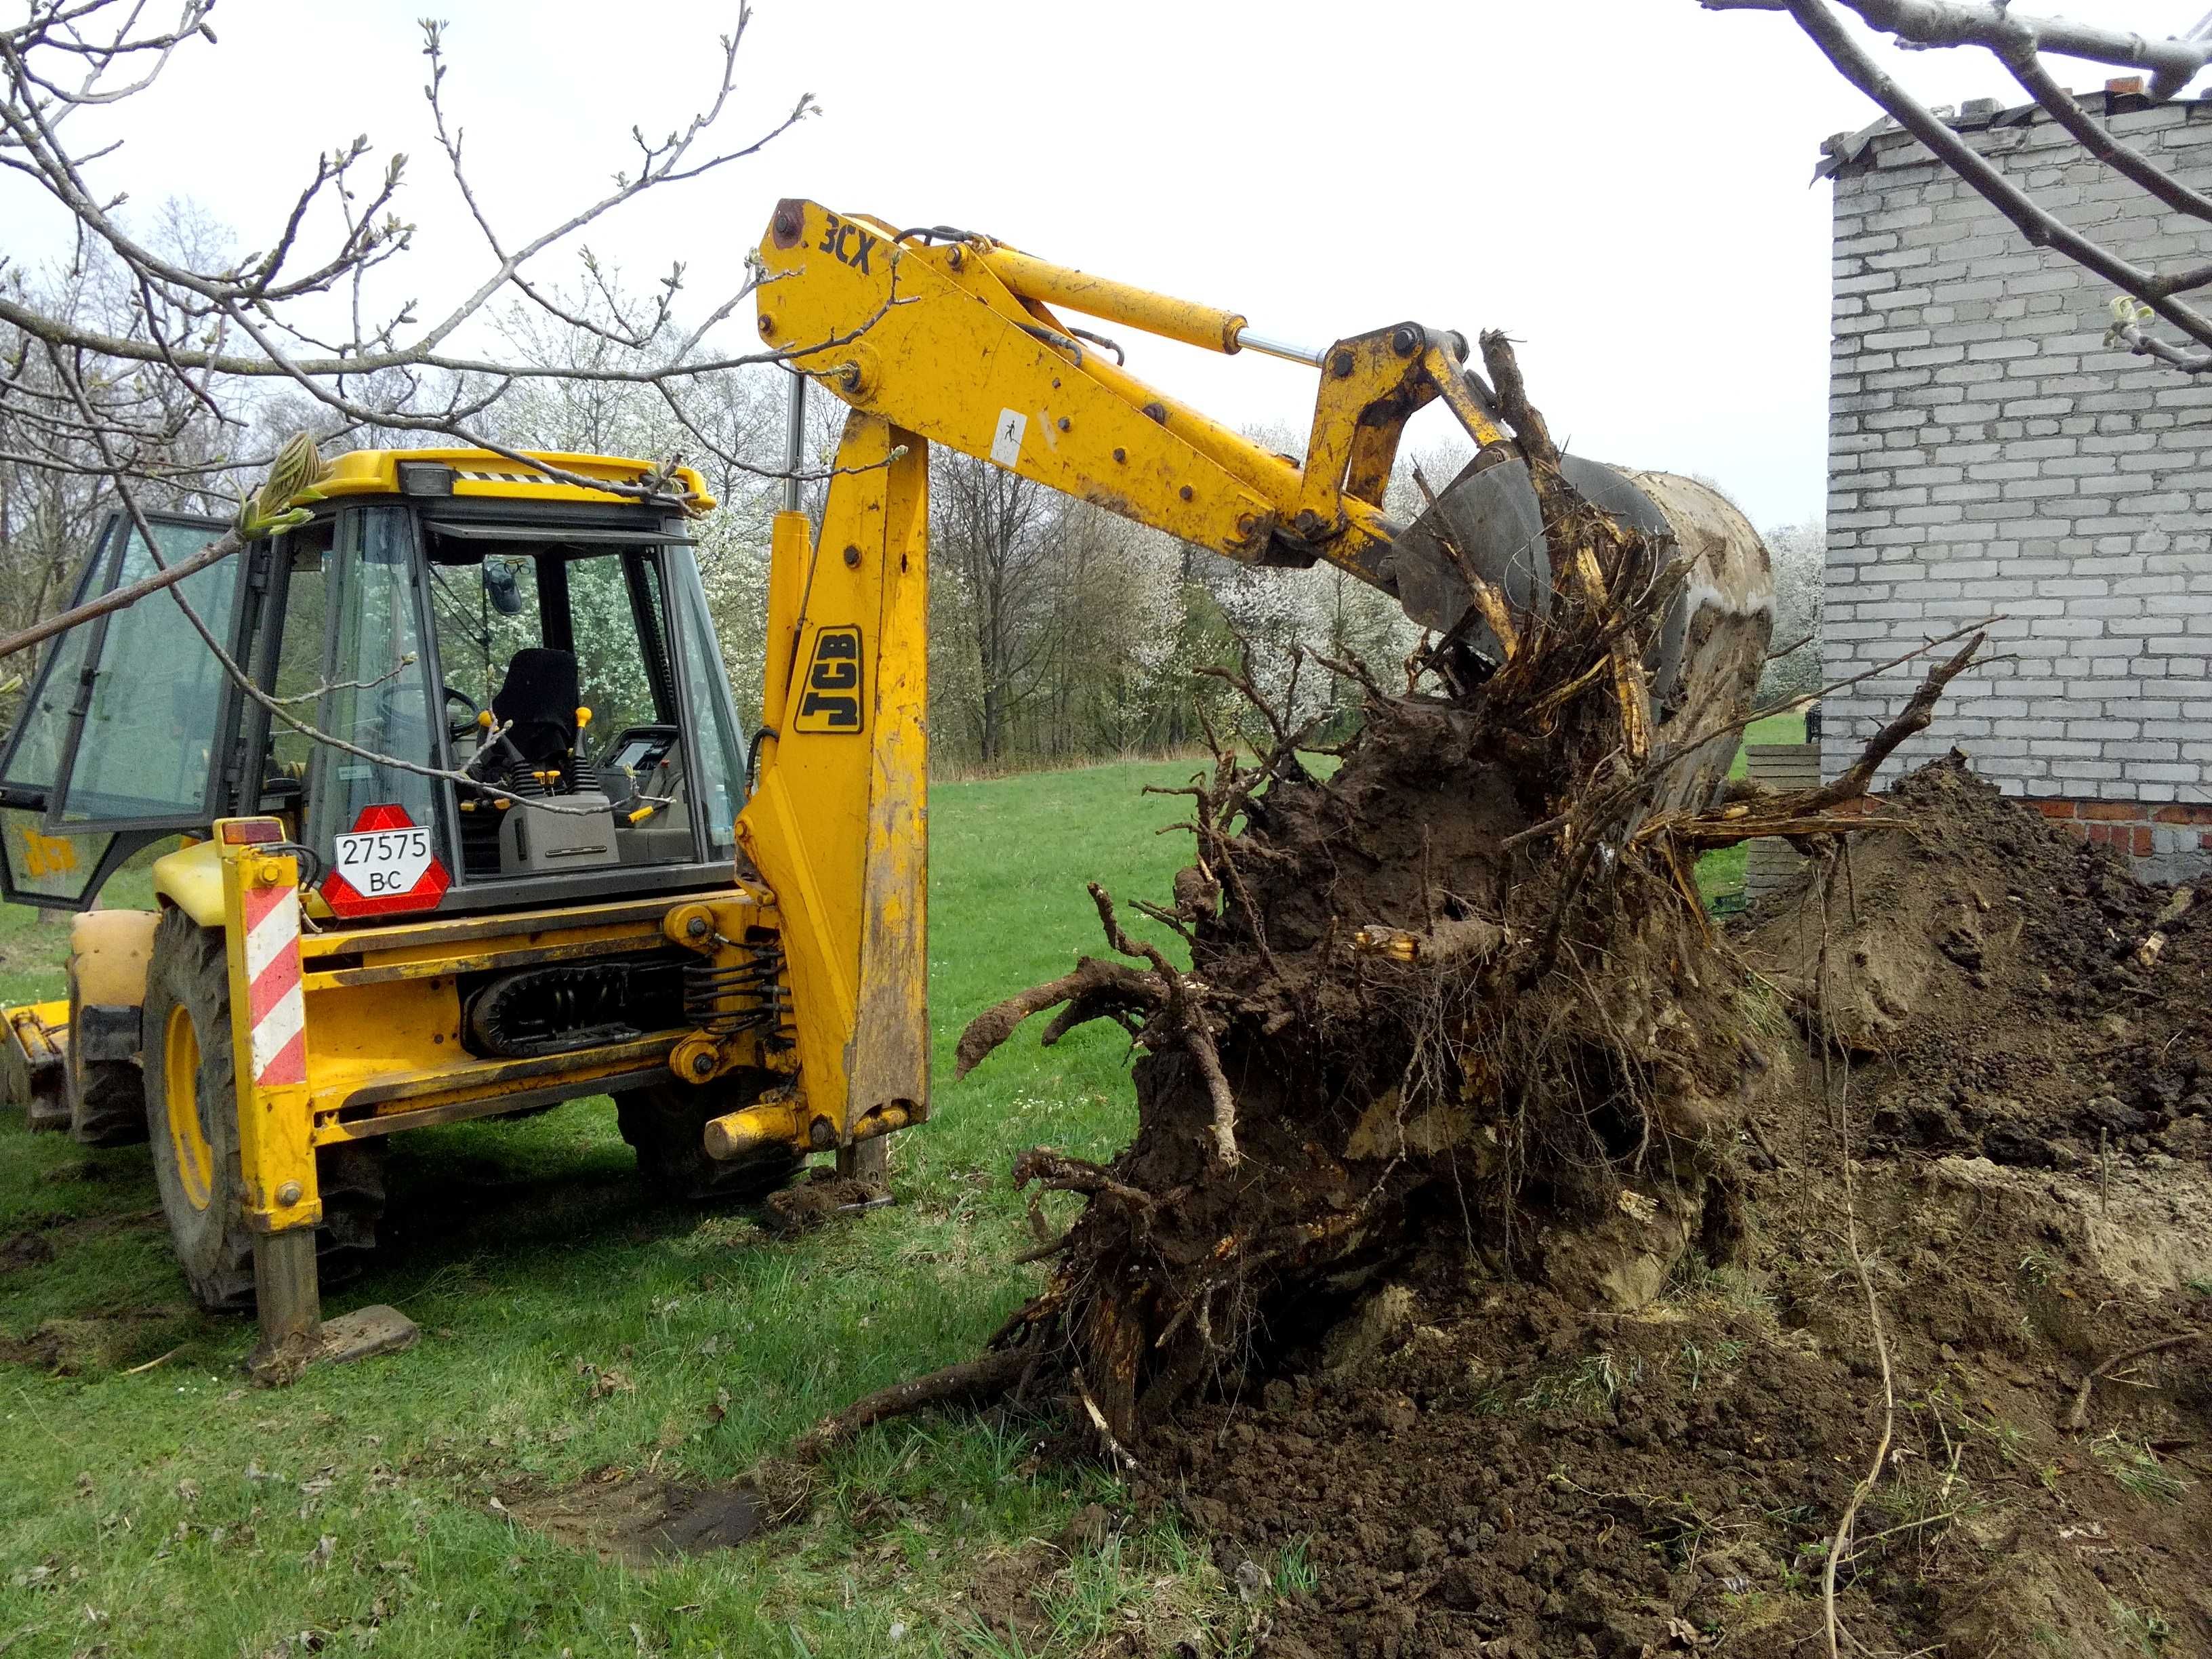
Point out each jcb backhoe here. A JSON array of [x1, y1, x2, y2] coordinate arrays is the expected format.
[[0, 201, 1770, 1364]]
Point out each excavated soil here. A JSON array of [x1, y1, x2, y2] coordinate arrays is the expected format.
[[977, 760, 2212, 1657]]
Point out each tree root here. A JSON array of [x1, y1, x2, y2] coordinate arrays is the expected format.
[[954, 957, 1160, 1080], [779, 329, 1986, 1469], [790, 1349, 1028, 1465], [2065, 1329, 2204, 1431]]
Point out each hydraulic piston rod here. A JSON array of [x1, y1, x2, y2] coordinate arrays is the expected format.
[[977, 243, 1319, 365]]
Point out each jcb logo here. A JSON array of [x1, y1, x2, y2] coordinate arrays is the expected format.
[[16, 825, 78, 878], [794, 625, 864, 734]]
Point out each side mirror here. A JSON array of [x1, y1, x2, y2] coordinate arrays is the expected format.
[[483, 559, 525, 617]]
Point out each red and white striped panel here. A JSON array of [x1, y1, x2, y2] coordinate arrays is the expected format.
[[241, 882, 307, 1088]]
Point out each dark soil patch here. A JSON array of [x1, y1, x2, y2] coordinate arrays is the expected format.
[[43, 1156, 142, 1185], [760, 1172, 884, 1234], [506, 1468, 764, 1568], [0, 1206, 167, 1287], [0, 1307, 197, 1374], [958, 1541, 1064, 1651], [0, 1227, 58, 1271]]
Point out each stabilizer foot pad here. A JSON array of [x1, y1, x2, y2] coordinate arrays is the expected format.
[[318, 1305, 419, 1365]]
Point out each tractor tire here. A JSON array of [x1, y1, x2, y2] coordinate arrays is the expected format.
[[141, 908, 385, 1313], [616, 1073, 801, 1206], [64, 1008, 146, 1147]]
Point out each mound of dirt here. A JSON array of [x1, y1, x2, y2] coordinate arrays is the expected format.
[[1112, 759, 2211, 1658], [1741, 756, 2206, 1179], [819, 360, 2198, 1652]]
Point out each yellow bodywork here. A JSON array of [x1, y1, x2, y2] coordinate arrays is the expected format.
[[736, 418, 932, 1147], [5, 449, 800, 1209], [753, 201, 1503, 590], [176, 822, 784, 1242], [152, 839, 224, 927], [292, 894, 760, 1145], [1, 219, 1547, 1347], [67, 909, 158, 1007], [217, 832, 322, 1233], [201, 824, 745, 1237], [316, 447, 716, 512], [726, 200, 1523, 1161]]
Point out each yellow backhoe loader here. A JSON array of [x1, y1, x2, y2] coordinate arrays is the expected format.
[[0, 201, 1771, 1366]]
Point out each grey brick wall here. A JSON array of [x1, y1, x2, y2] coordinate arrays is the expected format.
[[1824, 92, 2212, 879]]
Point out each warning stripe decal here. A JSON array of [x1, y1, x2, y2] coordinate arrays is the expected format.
[[241, 884, 306, 1087]]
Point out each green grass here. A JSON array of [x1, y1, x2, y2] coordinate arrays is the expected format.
[[1729, 710, 1810, 778], [0, 730, 1792, 1657], [0, 760, 1223, 1659]]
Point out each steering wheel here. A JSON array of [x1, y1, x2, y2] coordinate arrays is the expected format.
[[444, 684, 484, 745]]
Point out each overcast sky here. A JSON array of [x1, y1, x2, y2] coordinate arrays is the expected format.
[[11, 0, 2210, 529]]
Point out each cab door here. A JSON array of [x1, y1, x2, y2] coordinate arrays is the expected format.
[[0, 510, 249, 908]]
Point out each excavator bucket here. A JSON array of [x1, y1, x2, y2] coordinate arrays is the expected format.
[[1389, 456, 1775, 803]]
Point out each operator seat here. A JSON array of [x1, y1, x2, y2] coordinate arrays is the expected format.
[[465, 646, 619, 878], [459, 647, 598, 848], [490, 647, 582, 770]]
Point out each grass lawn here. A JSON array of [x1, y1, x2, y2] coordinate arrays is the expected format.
[[0, 761, 1227, 1659], [0, 731, 1801, 1657]]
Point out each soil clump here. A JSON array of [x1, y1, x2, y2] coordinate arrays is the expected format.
[[761, 1172, 887, 1234]]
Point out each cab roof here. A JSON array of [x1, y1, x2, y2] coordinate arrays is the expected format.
[[317, 448, 715, 512]]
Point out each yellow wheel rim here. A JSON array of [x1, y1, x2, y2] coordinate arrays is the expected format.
[[163, 1004, 213, 1212]]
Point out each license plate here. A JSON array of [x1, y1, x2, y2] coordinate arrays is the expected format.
[[332, 824, 434, 897]]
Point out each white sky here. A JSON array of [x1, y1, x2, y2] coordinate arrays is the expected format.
[[10, 0, 2210, 529]]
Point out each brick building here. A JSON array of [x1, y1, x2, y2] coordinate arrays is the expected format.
[[1820, 84, 2212, 879]]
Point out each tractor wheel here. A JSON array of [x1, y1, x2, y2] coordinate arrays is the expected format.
[[141, 909, 385, 1313], [64, 991, 146, 1146], [616, 1073, 802, 1206]]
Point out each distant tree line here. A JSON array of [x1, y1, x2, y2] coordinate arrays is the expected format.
[[2, 243, 1822, 777]]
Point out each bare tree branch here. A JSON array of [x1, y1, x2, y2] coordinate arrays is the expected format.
[[1706, 0, 2212, 374], [1708, 0, 2212, 97]]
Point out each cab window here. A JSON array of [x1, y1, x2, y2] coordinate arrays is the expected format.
[[305, 507, 443, 861], [422, 529, 707, 881], [58, 518, 244, 824]]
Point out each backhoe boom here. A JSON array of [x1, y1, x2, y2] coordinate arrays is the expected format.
[[735, 199, 1772, 1175]]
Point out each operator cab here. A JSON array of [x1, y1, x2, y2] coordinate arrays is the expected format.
[[0, 451, 752, 920]]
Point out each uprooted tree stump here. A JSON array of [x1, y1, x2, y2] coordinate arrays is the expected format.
[[796, 331, 1983, 1461]]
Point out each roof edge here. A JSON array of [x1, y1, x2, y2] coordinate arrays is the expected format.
[[1814, 78, 2207, 182]]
